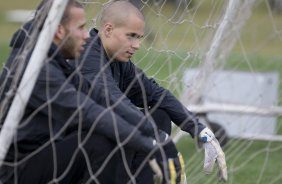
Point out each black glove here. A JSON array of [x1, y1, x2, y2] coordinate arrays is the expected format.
[[149, 131, 187, 184]]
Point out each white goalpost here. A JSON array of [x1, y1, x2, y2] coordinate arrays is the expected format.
[[0, 0, 69, 167], [181, 0, 257, 105]]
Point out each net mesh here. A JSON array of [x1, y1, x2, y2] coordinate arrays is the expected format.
[[1, 0, 282, 183]]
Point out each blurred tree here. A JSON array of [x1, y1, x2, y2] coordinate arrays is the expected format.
[[269, 0, 282, 13]]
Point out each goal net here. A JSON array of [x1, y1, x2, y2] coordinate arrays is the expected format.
[[1, 0, 282, 183]]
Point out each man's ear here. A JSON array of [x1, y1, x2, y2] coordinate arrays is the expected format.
[[55, 24, 66, 41], [103, 23, 113, 38]]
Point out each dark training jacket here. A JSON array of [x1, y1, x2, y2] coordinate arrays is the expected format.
[[77, 29, 206, 138], [0, 21, 156, 167]]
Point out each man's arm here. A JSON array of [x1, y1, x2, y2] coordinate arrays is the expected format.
[[122, 61, 206, 137], [28, 61, 156, 153], [122, 61, 228, 181], [78, 29, 204, 138]]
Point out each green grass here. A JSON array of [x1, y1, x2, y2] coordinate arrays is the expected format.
[[1, 1, 282, 184], [176, 136, 282, 184]]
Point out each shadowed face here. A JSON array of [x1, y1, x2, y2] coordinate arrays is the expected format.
[[103, 14, 144, 62], [60, 6, 89, 59]]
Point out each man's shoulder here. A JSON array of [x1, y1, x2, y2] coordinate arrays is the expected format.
[[38, 58, 65, 79], [87, 28, 101, 49], [81, 41, 108, 69], [89, 28, 99, 37]]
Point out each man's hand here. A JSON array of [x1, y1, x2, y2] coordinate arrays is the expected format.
[[150, 131, 187, 184], [199, 127, 228, 182], [156, 131, 185, 183], [149, 158, 163, 184], [149, 153, 187, 184]]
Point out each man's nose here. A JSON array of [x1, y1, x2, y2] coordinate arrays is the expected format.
[[131, 39, 141, 49], [84, 31, 90, 40]]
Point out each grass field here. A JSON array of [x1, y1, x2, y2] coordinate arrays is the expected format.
[[1, 1, 282, 183], [177, 136, 282, 184]]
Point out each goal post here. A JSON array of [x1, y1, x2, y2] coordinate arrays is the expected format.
[[181, 0, 257, 105]]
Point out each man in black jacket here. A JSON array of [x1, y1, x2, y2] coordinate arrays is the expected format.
[[0, 0, 178, 183], [77, 0, 228, 183]]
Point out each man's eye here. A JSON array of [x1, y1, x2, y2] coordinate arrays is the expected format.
[[127, 33, 143, 40], [127, 33, 136, 38]]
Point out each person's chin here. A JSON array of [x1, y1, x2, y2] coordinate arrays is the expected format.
[[116, 56, 130, 62], [124, 57, 131, 62], [75, 51, 81, 58]]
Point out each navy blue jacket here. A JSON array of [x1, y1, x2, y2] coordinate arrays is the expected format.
[[0, 21, 156, 165], [77, 29, 205, 138]]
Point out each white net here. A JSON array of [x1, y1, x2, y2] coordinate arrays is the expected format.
[[1, 0, 282, 183]]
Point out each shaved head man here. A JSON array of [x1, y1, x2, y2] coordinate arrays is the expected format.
[[100, 0, 144, 26], [99, 1, 145, 62], [77, 0, 227, 183]]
